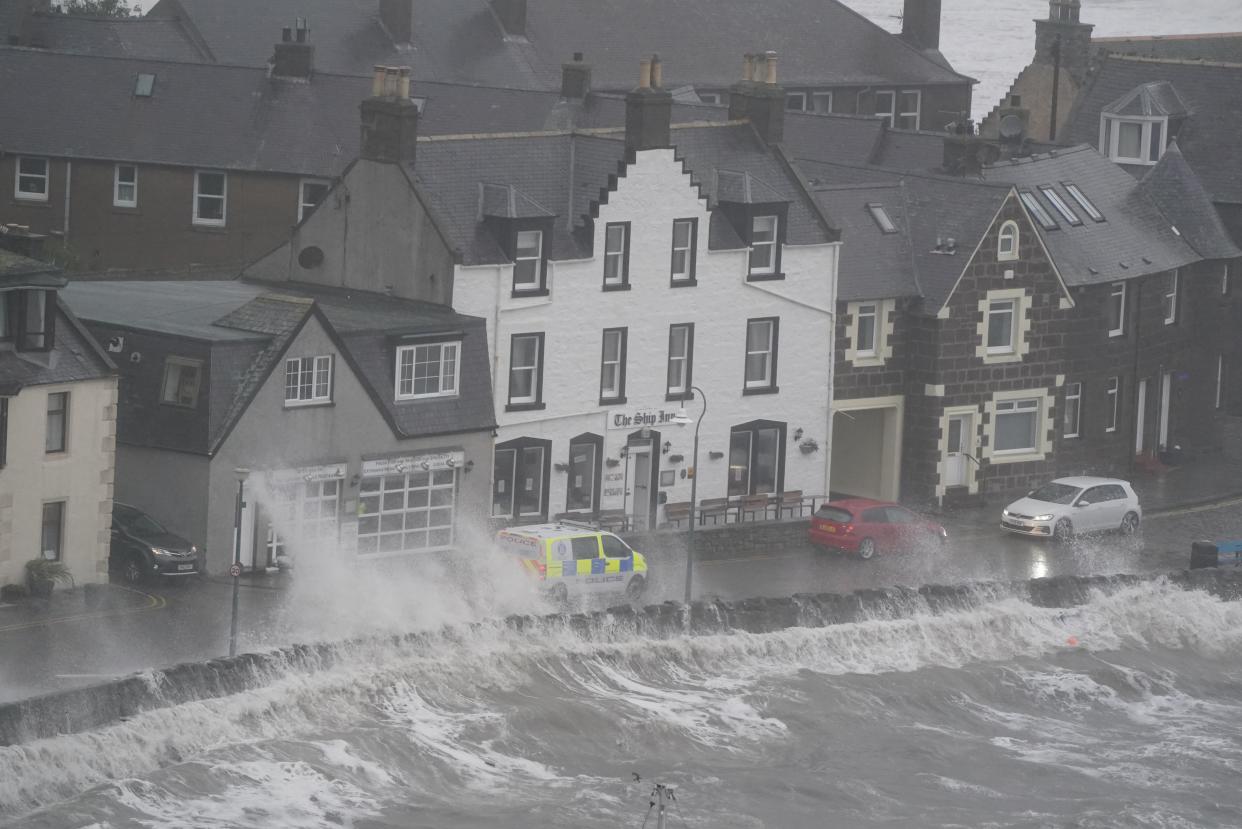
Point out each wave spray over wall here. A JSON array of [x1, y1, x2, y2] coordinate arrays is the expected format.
[[4, 569, 1242, 828]]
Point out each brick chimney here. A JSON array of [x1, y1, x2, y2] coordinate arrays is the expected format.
[[625, 55, 673, 152], [490, 0, 526, 36], [272, 19, 314, 79], [900, 0, 942, 51], [360, 66, 420, 163], [561, 52, 591, 100], [379, 0, 413, 44], [727, 51, 785, 144]]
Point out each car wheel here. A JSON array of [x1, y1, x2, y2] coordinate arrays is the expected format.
[[625, 575, 646, 602], [858, 538, 877, 560], [1120, 512, 1140, 535], [119, 555, 146, 585], [1053, 519, 1074, 544]]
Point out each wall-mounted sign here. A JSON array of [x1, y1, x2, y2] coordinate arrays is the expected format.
[[608, 407, 684, 431], [266, 463, 347, 485], [362, 450, 466, 477]]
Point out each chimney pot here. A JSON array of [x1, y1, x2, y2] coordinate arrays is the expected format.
[[626, 53, 673, 151], [742, 53, 755, 83], [398, 66, 411, 99], [638, 57, 652, 90], [371, 65, 386, 97], [650, 54, 663, 89], [763, 51, 778, 84], [282, 26, 292, 42], [384, 65, 399, 96], [360, 65, 420, 163]]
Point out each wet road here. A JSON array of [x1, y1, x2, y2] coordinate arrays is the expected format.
[[2, 498, 1240, 704]]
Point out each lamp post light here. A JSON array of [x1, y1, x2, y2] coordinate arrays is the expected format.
[[671, 386, 706, 605], [228, 467, 250, 658]]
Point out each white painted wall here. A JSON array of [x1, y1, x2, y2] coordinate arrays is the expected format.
[[0, 377, 117, 587], [453, 148, 839, 524]]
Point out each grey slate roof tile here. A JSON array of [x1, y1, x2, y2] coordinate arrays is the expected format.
[[1139, 142, 1242, 261], [813, 182, 918, 302], [28, 13, 210, 61], [0, 302, 115, 395]]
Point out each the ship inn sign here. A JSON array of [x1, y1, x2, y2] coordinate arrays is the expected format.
[[607, 407, 682, 431]]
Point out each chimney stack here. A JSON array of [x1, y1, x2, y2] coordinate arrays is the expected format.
[[625, 54, 673, 152], [272, 18, 314, 79], [1035, 0, 1094, 82], [900, 0, 942, 51], [728, 51, 785, 144], [489, 0, 527, 36], [360, 65, 420, 164], [379, 0, 413, 44], [561, 52, 592, 100]]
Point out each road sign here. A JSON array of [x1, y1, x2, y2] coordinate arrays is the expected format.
[[229, 563, 242, 578]]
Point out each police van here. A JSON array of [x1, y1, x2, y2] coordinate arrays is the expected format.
[[496, 521, 648, 604]]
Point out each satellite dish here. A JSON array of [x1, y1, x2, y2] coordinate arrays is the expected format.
[[999, 114, 1025, 141]]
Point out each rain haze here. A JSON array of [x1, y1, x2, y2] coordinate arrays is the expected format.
[[2, 0, 1242, 827]]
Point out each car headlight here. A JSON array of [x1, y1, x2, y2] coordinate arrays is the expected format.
[[1002, 508, 1010, 517], [190, 545, 198, 555], [150, 547, 172, 557], [939, 527, 948, 538], [1032, 514, 1054, 522]]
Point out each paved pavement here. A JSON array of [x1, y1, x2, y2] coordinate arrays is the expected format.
[[3, 457, 1242, 704]]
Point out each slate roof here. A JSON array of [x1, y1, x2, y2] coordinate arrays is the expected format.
[[1102, 80, 1188, 118], [62, 279, 495, 453], [1062, 55, 1242, 204], [780, 111, 887, 169], [411, 122, 838, 267], [1138, 142, 1242, 261], [0, 248, 65, 286], [1093, 33, 1242, 64], [811, 183, 917, 302], [24, 13, 211, 61], [983, 145, 1203, 286], [145, 0, 972, 91]]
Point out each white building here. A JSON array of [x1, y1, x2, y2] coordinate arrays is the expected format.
[[0, 250, 117, 588]]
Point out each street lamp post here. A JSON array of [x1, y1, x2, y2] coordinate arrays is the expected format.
[[228, 467, 250, 658], [671, 386, 706, 605]]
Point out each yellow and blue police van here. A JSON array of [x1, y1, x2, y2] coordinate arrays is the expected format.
[[496, 521, 648, 604]]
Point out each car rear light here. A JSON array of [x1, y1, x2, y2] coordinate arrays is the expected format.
[[844, 524, 854, 535], [534, 560, 546, 575]]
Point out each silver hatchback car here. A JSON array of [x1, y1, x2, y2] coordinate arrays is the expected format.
[[1001, 476, 1142, 542]]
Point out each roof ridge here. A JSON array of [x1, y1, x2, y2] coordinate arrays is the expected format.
[[1107, 53, 1242, 69], [417, 119, 748, 143]]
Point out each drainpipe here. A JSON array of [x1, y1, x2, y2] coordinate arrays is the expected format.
[[1128, 277, 1142, 474], [1048, 36, 1062, 142]]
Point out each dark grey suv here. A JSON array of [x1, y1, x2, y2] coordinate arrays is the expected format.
[[109, 503, 201, 583]]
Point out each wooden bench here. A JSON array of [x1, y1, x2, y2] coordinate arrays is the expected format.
[[698, 497, 731, 525], [738, 493, 773, 522], [596, 509, 629, 532], [775, 489, 808, 518], [663, 501, 692, 528]]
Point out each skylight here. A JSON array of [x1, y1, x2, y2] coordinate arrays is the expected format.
[[1019, 190, 1058, 231], [1039, 186, 1082, 227], [134, 73, 156, 97], [866, 203, 897, 234], [1063, 182, 1105, 223]]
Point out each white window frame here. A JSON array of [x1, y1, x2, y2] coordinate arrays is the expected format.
[[1163, 270, 1178, 325], [603, 223, 628, 287], [667, 324, 692, 396], [513, 229, 544, 292], [856, 303, 878, 357], [113, 164, 138, 208], [1040, 186, 1082, 226], [1064, 381, 1082, 439], [600, 327, 625, 401], [874, 91, 896, 127], [697, 91, 721, 105], [508, 334, 542, 405], [744, 318, 776, 389], [896, 89, 921, 130], [396, 342, 461, 401], [15, 157, 49, 202], [997, 220, 1019, 261], [785, 91, 807, 111], [1099, 115, 1167, 165], [986, 298, 1017, 355], [811, 91, 833, 114], [192, 170, 227, 226], [1107, 282, 1126, 337], [160, 357, 203, 408], [992, 398, 1041, 455], [1105, 376, 1119, 432], [749, 215, 778, 275], [298, 178, 330, 223], [1223, 263, 1231, 296], [1063, 182, 1105, 222], [284, 354, 333, 406], [670, 218, 695, 283]]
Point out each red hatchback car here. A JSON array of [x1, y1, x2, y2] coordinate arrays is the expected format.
[[808, 498, 948, 559]]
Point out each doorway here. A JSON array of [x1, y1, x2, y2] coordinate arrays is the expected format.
[[625, 429, 660, 531], [945, 413, 973, 488], [1159, 371, 1172, 449], [1135, 379, 1148, 454]]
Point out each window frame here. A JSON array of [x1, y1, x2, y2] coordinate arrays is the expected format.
[[1099, 115, 1167, 165], [992, 397, 1041, 455], [512, 228, 545, 294], [670, 218, 698, 285], [743, 317, 779, 394], [985, 298, 1017, 355], [565, 433, 603, 515], [506, 332, 545, 410], [160, 356, 204, 409], [874, 90, 896, 127], [1107, 282, 1126, 338], [113, 163, 138, 208], [1223, 263, 1231, 296], [1063, 182, 1105, 222], [284, 354, 334, 406], [867, 204, 898, 234], [1064, 381, 1082, 439], [785, 91, 807, 111], [395, 341, 461, 401], [1105, 376, 1119, 432], [855, 303, 878, 357], [45, 391, 68, 455], [666, 323, 695, 400], [602, 221, 631, 290], [748, 214, 780, 278], [1039, 186, 1082, 226], [41, 500, 65, 562], [298, 178, 330, 223], [192, 170, 228, 227], [15, 156, 49, 202], [1162, 269, 1179, 325], [18, 289, 53, 351], [811, 91, 833, 114], [896, 89, 921, 130], [997, 220, 1020, 261], [599, 327, 628, 404], [492, 436, 552, 520], [1019, 190, 1058, 230]]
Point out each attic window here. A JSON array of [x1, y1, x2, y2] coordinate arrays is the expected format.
[[135, 73, 156, 97], [1063, 183, 1105, 222], [1039, 186, 1082, 227], [1018, 190, 1058, 231], [866, 203, 898, 234]]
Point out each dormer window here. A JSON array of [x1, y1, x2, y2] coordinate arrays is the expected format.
[[1100, 115, 1166, 165], [18, 289, 54, 351], [749, 215, 779, 276], [396, 341, 460, 401], [998, 220, 1020, 261], [513, 229, 544, 293]]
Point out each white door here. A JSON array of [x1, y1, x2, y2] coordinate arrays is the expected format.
[[944, 414, 972, 488], [238, 478, 258, 569], [629, 445, 652, 531], [1135, 379, 1147, 454], [1159, 372, 1172, 449]]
